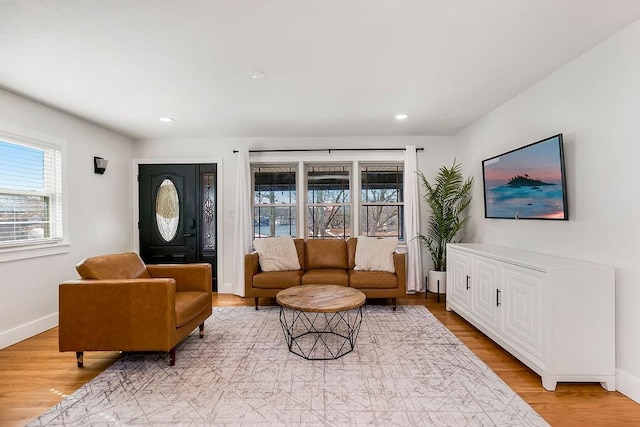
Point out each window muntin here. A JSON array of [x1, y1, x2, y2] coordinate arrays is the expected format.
[[306, 164, 351, 239], [0, 139, 63, 247], [360, 164, 404, 239], [252, 165, 297, 238]]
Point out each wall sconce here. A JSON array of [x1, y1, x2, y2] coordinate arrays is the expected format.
[[94, 156, 109, 174]]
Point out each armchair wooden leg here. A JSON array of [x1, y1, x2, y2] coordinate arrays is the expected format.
[[76, 351, 84, 368], [199, 322, 205, 339], [169, 347, 176, 366], [255, 297, 259, 310], [392, 298, 397, 311]]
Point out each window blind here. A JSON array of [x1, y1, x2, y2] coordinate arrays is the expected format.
[[0, 139, 63, 246]]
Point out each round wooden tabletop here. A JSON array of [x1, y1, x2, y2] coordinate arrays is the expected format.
[[276, 285, 366, 313]]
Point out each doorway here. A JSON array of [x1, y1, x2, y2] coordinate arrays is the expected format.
[[138, 163, 218, 290]]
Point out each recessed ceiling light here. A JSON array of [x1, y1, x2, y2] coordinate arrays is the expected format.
[[395, 113, 409, 120], [250, 71, 265, 79], [159, 116, 175, 123]]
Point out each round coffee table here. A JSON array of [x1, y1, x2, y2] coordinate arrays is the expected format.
[[276, 285, 365, 360]]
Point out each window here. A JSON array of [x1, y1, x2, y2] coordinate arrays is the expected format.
[[306, 164, 351, 239], [360, 164, 404, 239], [251, 160, 406, 242], [252, 165, 297, 239], [0, 137, 63, 248]]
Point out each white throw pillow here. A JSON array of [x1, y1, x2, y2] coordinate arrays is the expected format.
[[253, 236, 301, 272], [354, 236, 398, 273]]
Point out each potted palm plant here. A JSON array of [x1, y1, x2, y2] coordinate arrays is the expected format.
[[418, 160, 473, 294]]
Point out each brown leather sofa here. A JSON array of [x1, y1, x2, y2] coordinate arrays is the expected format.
[[245, 238, 406, 310], [59, 252, 212, 367]]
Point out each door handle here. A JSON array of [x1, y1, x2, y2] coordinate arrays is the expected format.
[[184, 218, 197, 236], [466, 275, 470, 290], [496, 289, 502, 307]]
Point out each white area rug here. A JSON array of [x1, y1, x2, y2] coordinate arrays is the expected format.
[[29, 305, 548, 426]]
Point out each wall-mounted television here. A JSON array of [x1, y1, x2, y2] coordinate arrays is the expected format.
[[482, 134, 568, 220]]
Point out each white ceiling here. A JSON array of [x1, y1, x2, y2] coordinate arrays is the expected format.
[[2, 1, 640, 140]]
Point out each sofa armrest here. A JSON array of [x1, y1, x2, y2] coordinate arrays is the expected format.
[[59, 278, 177, 351], [393, 252, 407, 296], [244, 252, 260, 297], [146, 263, 212, 293]]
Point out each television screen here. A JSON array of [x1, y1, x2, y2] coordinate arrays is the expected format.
[[482, 134, 568, 220]]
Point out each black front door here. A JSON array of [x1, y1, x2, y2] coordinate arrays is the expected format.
[[138, 163, 217, 290]]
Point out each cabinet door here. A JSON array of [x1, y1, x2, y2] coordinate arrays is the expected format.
[[447, 250, 472, 312], [500, 264, 544, 361], [471, 257, 500, 330]]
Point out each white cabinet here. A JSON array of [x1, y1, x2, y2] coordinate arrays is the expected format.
[[500, 264, 544, 363], [448, 250, 471, 312], [471, 257, 501, 330], [446, 243, 615, 391]]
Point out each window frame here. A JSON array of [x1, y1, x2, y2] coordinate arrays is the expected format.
[[249, 153, 407, 244], [305, 163, 353, 239], [251, 163, 298, 239], [359, 162, 404, 240], [0, 124, 69, 262]]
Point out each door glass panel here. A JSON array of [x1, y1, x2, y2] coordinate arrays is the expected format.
[[155, 178, 180, 242], [201, 172, 216, 250]]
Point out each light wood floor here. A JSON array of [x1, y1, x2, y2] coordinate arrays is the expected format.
[[1, 294, 639, 426]]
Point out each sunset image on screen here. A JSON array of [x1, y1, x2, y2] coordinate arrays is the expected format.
[[483, 135, 567, 219]]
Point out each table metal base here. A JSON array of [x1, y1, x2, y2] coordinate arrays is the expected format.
[[279, 306, 363, 360]]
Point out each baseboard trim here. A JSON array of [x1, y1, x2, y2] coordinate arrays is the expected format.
[[0, 312, 58, 350], [616, 368, 640, 404], [219, 282, 233, 294]]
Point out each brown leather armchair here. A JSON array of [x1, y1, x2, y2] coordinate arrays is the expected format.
[[59, 252, 212, 367]]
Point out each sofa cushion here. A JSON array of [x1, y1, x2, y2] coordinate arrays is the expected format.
[[305, 239, 348, 269], [353, 236, 398, 273], [76, 252, 151, 280], [349, 270, 398, 289], [346, 238, 358, 269], [293, 238, 306, 270], [174, 291, 211, 328], [302, 269, 349, 286], [253, 270, 304, 289], [253, 236, 301, 272]]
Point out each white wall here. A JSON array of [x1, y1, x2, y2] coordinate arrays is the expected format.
[[456, 20, 640, 402], [0, 89, 134, 349], [133, 136, 456, 293]]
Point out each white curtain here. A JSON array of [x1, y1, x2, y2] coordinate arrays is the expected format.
[[404, 145, 423, 293], [232, 148, 252, 296]]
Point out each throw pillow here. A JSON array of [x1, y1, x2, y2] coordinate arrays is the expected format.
[[253, 236, 301, 272], [354, 235, 398, 273]]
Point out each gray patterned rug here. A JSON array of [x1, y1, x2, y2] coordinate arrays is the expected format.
[[29, 305, 548, 426]]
